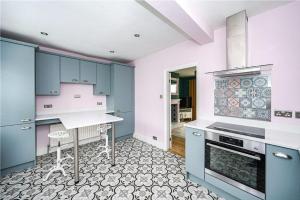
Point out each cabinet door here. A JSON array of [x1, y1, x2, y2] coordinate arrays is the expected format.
[[114, 65, 134, 112], [0, 41, 35, 126], [94, 63, 110, 95], [80, 60, 97, 84], [185, 127, 205, 179], [115, 112, 134, 138], [60, 57, 80, 83], [1, 123, 35, 169], [36, 52, 60, 95], [266, 145, 300, 200]]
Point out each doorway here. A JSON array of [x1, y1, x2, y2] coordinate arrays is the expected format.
[[168, 66, 197, 157]]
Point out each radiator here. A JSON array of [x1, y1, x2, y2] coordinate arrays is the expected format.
[[49, 123, 99, 148]]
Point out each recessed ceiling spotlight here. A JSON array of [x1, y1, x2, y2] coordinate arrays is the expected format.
[[40, 32, 48, 36], [134, 34, 140, 38], [109, 50, 115, 54]]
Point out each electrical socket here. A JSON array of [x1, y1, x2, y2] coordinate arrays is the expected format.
[[74, 94, 81, 98], [44, 104, 52, 108], [153, 136, 157, 140], [274, 110, 293, 118], [295, 112, 300, 119]]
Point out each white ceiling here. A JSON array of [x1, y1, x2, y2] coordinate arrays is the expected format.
[[0, 0, 186, 62], [183, 0, 291, 30], [0, 0, 291, 62]]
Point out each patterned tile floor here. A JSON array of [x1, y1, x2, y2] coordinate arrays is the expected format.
[[0, 138, 224, 200]]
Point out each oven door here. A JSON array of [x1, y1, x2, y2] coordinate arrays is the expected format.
[[205, 140, 265, 199]]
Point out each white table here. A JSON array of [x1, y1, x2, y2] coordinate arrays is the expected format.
[[36, 110, 123, 183]]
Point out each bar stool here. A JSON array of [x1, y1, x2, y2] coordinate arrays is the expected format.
[[97, 124, 112, 159], [44, 130, 73, 181]]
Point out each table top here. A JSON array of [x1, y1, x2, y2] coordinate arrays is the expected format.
[[36, 110, 123, 130]]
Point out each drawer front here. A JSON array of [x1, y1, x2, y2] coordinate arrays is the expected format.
[[1, 124, 36, 169], [185, 127, 205, 179], [266, 145, 300, 200]]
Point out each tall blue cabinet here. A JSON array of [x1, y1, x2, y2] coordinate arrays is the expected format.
[[107, 63, 134, 138], [0, 38, 36, 176]]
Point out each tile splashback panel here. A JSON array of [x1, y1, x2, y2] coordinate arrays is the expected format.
[[214, 76, 271, 121]]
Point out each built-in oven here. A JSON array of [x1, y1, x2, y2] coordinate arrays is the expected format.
[[205, 131, 265, 199]]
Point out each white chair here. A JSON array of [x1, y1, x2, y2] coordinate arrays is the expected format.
[[97, 124, 112, 159], [44, 131, 73, 181]]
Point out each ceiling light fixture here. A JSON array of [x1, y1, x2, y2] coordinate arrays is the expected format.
[[109, 50, 115, 54], [40, 32, 48, 36], [134, 34, 140, 38]]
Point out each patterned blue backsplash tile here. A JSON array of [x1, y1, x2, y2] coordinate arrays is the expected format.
[[214, 75, 271, 121]]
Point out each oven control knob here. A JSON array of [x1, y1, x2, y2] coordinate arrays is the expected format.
[[254, 146, 259, 151]]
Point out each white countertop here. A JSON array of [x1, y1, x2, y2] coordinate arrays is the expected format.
[[185, 119, 300, 151], [36, 110, 122, 130], [35, 109, 114, 121]]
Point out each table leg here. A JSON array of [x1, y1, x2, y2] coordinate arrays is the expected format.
[[112, 123, 115, 166], [74, 128, 79, 183]]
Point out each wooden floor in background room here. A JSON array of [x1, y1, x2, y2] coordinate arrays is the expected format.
[[169, 135, 185, 157]]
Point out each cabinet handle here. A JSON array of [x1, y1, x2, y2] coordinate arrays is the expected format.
[[192, 132, 202, 136], [83, 80, 88, 82], [21, 126, 31, 130], [50, 90, 53, 94], [99, 91, 103, 94], [21, 119, 31, 122], [273, 152, 292, 160], [54, 91, 58, 93], [116, 109, 120, 112], [72, 79, 78, 82]]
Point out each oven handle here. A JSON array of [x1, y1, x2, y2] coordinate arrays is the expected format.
[[207, 143, 261, 161]]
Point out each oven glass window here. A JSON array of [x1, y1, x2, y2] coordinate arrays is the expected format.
[[205, 140, 265, 193]]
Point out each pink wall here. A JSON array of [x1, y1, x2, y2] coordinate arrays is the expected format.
[[132, 2, 300, 143], [36, 83, 106, 114], [36, 83, 107, 155]]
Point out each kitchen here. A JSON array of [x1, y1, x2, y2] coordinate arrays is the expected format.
[[1, 1, 300, 200]]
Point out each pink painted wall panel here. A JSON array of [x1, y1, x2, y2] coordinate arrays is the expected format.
[[132, 2, 300, 143], [36, 84, 106, 154], [36, 83, 106, 114]]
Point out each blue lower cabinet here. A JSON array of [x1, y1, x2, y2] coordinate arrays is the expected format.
[[266, 144, 300, 200], [1, 123, 36, 175], [115, 112, 134, 138], [185, 127, 205, 179]]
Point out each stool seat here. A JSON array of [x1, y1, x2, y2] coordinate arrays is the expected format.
[[48, 131, 70, 139]]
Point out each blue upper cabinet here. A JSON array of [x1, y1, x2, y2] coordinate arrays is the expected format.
[[80, 60, 97, 84], [185, 127, 205, 180], [60, 56, 80, 83], [36, 52, 60, 95], [266, 144, 300, 200], [94, 63, 111, 95], [0, 40, 35, 126], [108, 63, 134, 113]]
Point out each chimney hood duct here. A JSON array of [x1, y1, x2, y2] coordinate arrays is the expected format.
[[207, 10, 272, 77]]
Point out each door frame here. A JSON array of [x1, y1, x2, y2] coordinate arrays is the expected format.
[[163, 62, 198, 150]]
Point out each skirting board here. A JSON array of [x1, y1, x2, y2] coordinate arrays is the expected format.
[[133, 132, 167, 151]]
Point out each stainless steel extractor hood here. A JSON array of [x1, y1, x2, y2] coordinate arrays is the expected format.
[[207, 10, 272, 77]]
